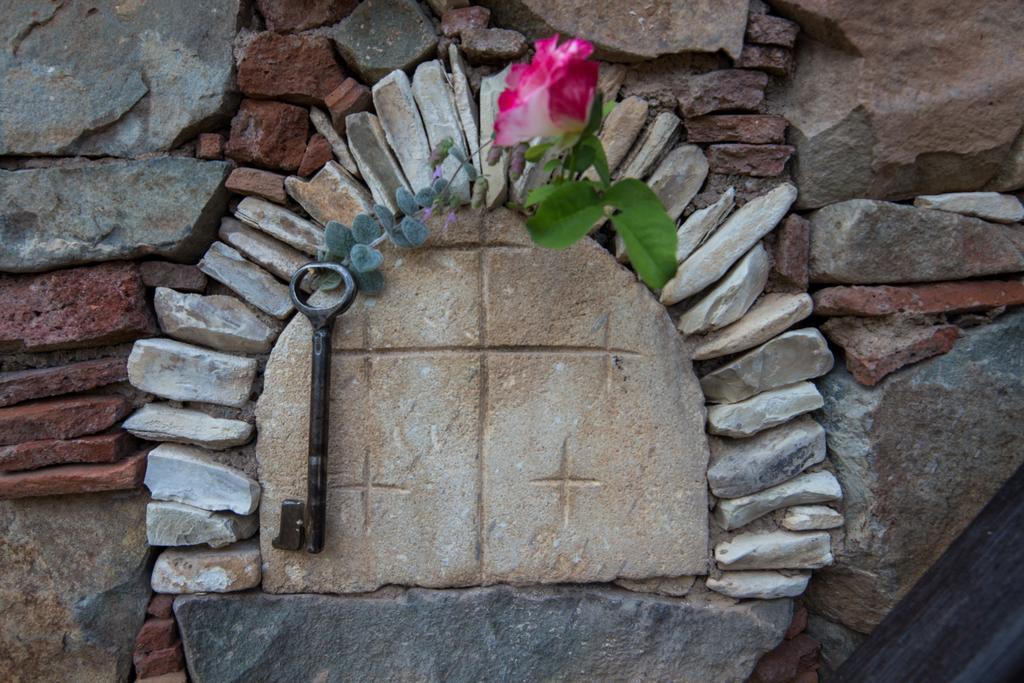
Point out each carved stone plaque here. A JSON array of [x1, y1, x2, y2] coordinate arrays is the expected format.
[[257, 209, 710, 593]]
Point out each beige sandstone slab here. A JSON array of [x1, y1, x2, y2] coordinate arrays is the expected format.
[[257, 209, 710, 593], [693, 293, 813, 360], [285, 161, 374, 227]]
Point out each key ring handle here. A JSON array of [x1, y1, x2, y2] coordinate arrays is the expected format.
[[289, 262, 358, 328]]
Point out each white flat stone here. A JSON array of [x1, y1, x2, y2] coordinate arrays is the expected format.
[[617, 111, 681, 180], [154, 286, 278, 354], [693, 293, 814, 360], [310, 106, 360, 177], [372, 70, 433, 191], [661, 183, 797, 305], [233, 197, 324, 255], [124, 403, 254, 450], [708, 416, 827, 499], [198, 242, 294, 319], [412, 60, 470, 201], [706, 571, 811, 599], [701, 328, 834, 403], [913, 191, 1024, 224], [707, 381, 824, 438], [151, 540, 261, 594], [448, 45, 481, 172], [783, 505, 845, 531], [145, 443, 260, 514], [147, 501, 258, 548], [285, 161, 373, 227], [648, 144, 709, 221], [219, 217, 308, 283], [715, 530, 833, 570], [595, 96, 649, 176], [479, 67, 510, 208], [127, 338, 256, 408], [346, 111, 409, 214], [677, 188, 735, 263], [714, 471, 843, 530], [677, 244, 769, 336]]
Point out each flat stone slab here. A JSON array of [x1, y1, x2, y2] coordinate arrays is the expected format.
[[285, 161, 373, 228], [913, 191, 1024, 223], [783, 505, 844, 531], [707, 381, 824, 438], [694, 293, 813, 360], [714, 470, 842, 530], [147, 501, 257, 548], [175, 586, 792, 682], [155, 287, 278, 354], [198, 242, 294, 319], [218, 217, 309, 284], [128, 338, 257, 408], [124, 404, 253, 450], [0, 431, 135, 472], [145, 443, 260, 514], [257, 209, 710, 593], [152, 540, 261, 594], [812, 280, 1024, 317], [139, 261, 206, 295], [677, 244, 769, 336], [0, 395, 130, 446], [0, 451, 147, 499], [715, 530, 833, 570], [0, 357, 127, 408], [707, 571, 810, 600]]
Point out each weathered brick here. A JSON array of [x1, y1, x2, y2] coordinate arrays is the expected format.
[[678, 69, 768, 118], [785, 603, 808, 640], [133, 641, 185, 679], [765, 214, 810, 292], [707, 143, 795, 176], [0, 431, 136, 472], [750, 633, 821, 683], [0, 395, 131, 446], [0, 262, 157, 352], [0, 357, 127, 408], [735, 45, 792, 76], [225, 167, 289, 204], [255, 0, 358, 32], [139, 262, 208, 293], [460, 28, 528, 64], [147, 594, 175, 619], [237, 32, 346, 106], [746, 14, 800, 48], [324, 78, 372, 133], [813, 280, 1024, 317], [0, 451, 147, 499], [195, 133, 224, 160], [135, 618, 178, 654], [685, 115, 787, 144], [297, 134, 334, 177], [441, 6, 490, 37], [225, 99, 309, 173]]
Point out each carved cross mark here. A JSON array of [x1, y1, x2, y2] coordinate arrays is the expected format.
[[332, 451, 410, 534], [530, 438, 602, 527]]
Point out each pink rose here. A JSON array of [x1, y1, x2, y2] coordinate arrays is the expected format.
[[494, 35, 599, 147]]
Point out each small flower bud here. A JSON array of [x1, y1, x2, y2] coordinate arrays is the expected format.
[[471, 177, 489, 209], [508, 143, 527, 181], [485, 145, 503, 167]]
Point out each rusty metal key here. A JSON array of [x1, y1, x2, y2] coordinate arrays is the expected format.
[[273, 263, 357, 554]]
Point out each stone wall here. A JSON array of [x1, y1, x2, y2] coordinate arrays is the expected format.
[[1, 1, 1021, 682]]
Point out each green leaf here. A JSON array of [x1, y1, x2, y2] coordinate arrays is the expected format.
[[524, 184, 559, 208], [354, 269, 384, 294], [462, 162, 478, 181], [396, 187, 418, 216], [543, 157, 562, 173], [317, 270, 343, 291], [570, 143, 596, 174], [324, 221, 354, 257], [352, 216, 382, 244], [373, 204, 395, 229], [450, 145, 467, 163], [524, 142, 553, 162], [525, 181, 605, 248], [602, 100, 616, 118], [431, 177, 448, 195], [583, 92, 604, 136], [604, 179, 678, 288], [415, 187, 437, 207], [349, 243, 384, 273], [579, 135, 610, 187], [399, 216, 429, 246]]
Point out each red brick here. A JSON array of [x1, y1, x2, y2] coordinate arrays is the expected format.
[[813, 280, 1024, 317], [225, 99, 309, 173], [766, 214, 810, 292], [678, 69, 767, 118], [785, 603, 808, 640], [0, 451, 147, 499], [297, 134, 334, 177], [138, 673, 187, 683], [707, 143, 795, 176], [441, 6, 490, 37], [139, 262, 208, 293], [0, 262, 157, 352], [147, 594, 175, 619], [255, 0, 358, 32], [685, 115, 787, 144], [225, 167, 289, 204], [196, 133, 224, 160], [0, 431, 136, 472], [134, 641, 185, 679], [750, 633, 821, 683], [237, 32, 346, 106], [135, 618, 178, 654], [0, 357, 127, 408], [324, 78, 372, 133], [746, 14, 800, 48], [735, 45, 793, 76], [0, 395, 131, 446], [822, 315, 962, 386]]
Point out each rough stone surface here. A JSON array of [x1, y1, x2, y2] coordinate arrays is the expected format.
[[332, 0, 437, 83], [595, 96, 649, 177], [648, 144, 709, 222], [701, 328, 834, 403], [765, 213, 810, 292], [618, 112, 682, 180], [774, 0, 1024, 209], [448, 46, 481, 172], [808, 310, 1024, 633], [808, 200, 1024, 284], [813, 280, 1024, 317], [746, 14, 800, 47], [373, 69, 434, 192], [0, 491, 151, 680], [614, 575, 696, 597], [286, 162, 374, 228], [0, 1, 240, 156], [708, 144, 796, 177], [196, 133, 225, 160], [225, 167, 287, 204], [297, 134, 334, 177], [154, 287, 277, 354], [687, 115, 787, 144], [662, 183, 796, 304], [198, 242, 294, 319], [237, 32, 345, 106], [460, 28, 528, 64], [821, 315, 961, 386], [148, 595, 175, 619], [147, 501, 258, 548], [708, 416, 826, 499], [124, 404, 253, 450], [676, 187, 735, 263], [0, 432, 135, 473], [0, 396, 129, 446], [0, 357, 127, 409], [135, 617, 177, 655], [218, 218, 310, 283], [707, 382, 823, 438], [325, 78, 373, 134], [309, 106, 360, 176], [234, 196, 325, 255], [346, 112, 410, 213], [734, 45, 792, 76], [176, 587, 791, 682], [477, 0, 750, 61], [140, 262, 208, 293], [225, 99, 309, 173], [442, 6, 490, 37], [479, 68, 510, 208], [707, 571, 810, 599], [783, 505, 844, 531], [145, 443, 260, 514], [127, 338, 256, 408], [412, 60, 471, 200], [715, 471, 842, 530], [134, 644, 185, 679], [258, 209, 710, 593], [716, 530, 833, 570], [255, 0, 357, 31], [678, 70, 768, 118], [151, 541, 261, 594], [987, 129, 1024, 192], [694, 293, 813, 360], [0, 452, 147, 499], [912, 191, 1024, 224], [0, 159, 230, 273], [678, 244, 769, 336]]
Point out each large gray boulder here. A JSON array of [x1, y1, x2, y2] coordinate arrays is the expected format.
[[0, 0, 241, 156], [175, 586, 791, 682], [807, 309, 1024, 633], [0, 158, 230, 272], [0, 492, 152, 682]]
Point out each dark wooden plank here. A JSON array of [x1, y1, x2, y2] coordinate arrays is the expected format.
[[834, 463, 1024, 683]]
